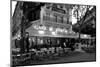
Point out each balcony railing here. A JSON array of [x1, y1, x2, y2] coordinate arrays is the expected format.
[[43, 16, 68, 24], [42, 16, 71, 29]]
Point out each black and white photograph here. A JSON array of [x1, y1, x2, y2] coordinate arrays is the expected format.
[[11, 0, 96, 67]]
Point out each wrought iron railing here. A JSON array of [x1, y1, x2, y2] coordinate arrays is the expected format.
[[43, 16, 67, 24]]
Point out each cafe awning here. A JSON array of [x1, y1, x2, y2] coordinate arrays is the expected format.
[[26, 20, 91, 39], [26, 26, 79, 38]]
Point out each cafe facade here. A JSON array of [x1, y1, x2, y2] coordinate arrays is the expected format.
[[25, 4, 79, 48]]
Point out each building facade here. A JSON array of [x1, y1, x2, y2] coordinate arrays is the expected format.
[[25, 3, 78, 48]]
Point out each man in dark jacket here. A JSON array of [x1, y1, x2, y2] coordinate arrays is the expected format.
[[20, 37, 25, 53], [25, 32, 30, 53]]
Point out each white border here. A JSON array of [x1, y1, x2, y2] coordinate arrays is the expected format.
[[0, 0, 100, 67]]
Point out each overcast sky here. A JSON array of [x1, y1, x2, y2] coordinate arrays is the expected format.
[[12, 1, 17, 16]]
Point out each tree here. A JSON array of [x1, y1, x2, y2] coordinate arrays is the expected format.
[[72, 5, 93, 42], [72, 5, 91, 22]]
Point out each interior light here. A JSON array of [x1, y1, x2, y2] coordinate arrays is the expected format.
[[83, 35, 87, 37], [17, 34, 21, 40], [38, 30, 44, 34], [56, 28, 62, 32], [49, 27, 53, 31], [29, 38, 31, 41], [52, 32, 57, 35], [65, 30, 68, 33], [33, 25, 38, 30], [39, 25, 46, 30], [69, 31, 73, 33]]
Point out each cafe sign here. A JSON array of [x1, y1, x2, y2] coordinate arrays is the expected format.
[[52, 7, 66, 14], [33, 25, 47, 30]]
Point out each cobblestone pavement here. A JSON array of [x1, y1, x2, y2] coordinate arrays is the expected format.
[[31, 52, 96, 65], [14, 51, 96, 66]]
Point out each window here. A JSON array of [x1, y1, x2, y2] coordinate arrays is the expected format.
[[45, 13, 50, 21], [57, 16, 63, 23], [58, 5, 63, 9], [46, 13, 50, 16], [37, 37, 44, 45], [63, 18, 67, 24], [61, 17, 63, 23], [31, 37, 36, 45], [54, 15, 57, 22]]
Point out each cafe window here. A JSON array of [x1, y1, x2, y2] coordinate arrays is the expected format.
[[51, 38, 57, 45], [46, 38, 51, 45], [37, 37, 44, 45], [31, 37, 37, 45]]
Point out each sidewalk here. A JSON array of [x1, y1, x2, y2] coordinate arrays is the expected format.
[[15, 51, 95, 66]]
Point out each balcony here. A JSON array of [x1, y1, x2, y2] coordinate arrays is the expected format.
[[42, 16, 71, 29]]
